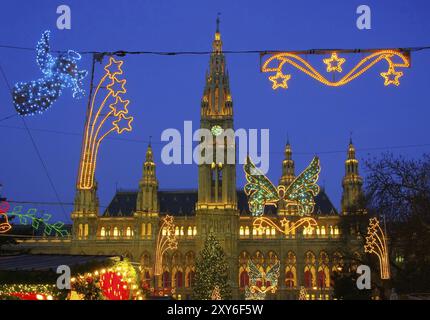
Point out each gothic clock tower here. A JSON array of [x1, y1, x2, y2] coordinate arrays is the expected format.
[[195, 17, 239, 294]]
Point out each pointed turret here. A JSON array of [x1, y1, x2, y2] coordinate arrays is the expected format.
[[201, 16, 233, 118], [136, 142, 158, 212], [279, 139, 295, 186], [341, 138, 364, 214]]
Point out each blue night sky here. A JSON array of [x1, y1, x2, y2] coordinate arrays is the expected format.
[[0, 0, 429, 223]]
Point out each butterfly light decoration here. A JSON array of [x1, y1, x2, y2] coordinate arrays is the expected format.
[[245, 259, 280, 300], [243, 156, 321, 216]]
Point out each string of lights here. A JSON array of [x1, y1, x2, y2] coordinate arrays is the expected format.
[[1, 44, 430, 56]]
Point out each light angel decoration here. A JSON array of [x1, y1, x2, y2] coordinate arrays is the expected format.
[[13, 30, 87, 116]]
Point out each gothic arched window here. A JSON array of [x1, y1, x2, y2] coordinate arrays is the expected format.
[[162, 271, 171, 288]]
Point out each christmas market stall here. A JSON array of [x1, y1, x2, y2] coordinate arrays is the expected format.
[[0, 254, 143, 300]]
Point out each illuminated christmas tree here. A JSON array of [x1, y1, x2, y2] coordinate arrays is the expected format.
[[192, 232, 231, 300]]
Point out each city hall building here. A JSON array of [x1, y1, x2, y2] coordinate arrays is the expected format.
[[15, 23, 367, 300]]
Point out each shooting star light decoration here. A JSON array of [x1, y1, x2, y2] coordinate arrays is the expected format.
[[13, 30, 87, 116], [154, 215, 178, 276], [262, 50, 410, 90], [364, 217, 390, 279], [77, 56, 133, 190], [244, 156, 321, 216]]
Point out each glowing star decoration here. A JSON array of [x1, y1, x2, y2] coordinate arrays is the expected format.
[[245, 260, 280, 300], [107, 77, 127, 98], [364, 217, 391, 280], [77, 56, 133, 190], [113, 114, 133, 134], [323, 52, 346, 73], [261, 50, 410, 89], [244, 156, 320, 216], [104, 58, 124, 78], [268, 71, 291, 89], [0, 201, 12, 233], [109, 96, 130, 116], [154, 215, 178, 276], [253, 216, 317, 237], [381, 66, 403, 86], [13, 30, 87, 116], [6, 206, 69, 236]]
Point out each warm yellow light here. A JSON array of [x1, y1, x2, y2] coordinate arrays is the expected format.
[[262, 50, 409, 90], [323, 52, 346, 73], [364, 217, 390, 279], [77, 57, 133, 190], [254, 217, 317, 237], [154, 215, 178, 276], [268, 71, 291, 89]]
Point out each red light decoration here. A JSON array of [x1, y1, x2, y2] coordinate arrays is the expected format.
[[99, 271, 130, 300]]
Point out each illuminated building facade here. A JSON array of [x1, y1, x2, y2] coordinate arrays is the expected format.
[[17, 21, 367, 300]]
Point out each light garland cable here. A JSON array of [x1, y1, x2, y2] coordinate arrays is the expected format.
[[2, 123, 430, 155], [77, 55, 133, 190], [261, 50, 410, 89], [364, 217, 391, 280], [1, 43, 430, 55], [154, 215, 178, 276]]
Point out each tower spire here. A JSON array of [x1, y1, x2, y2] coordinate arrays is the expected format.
[[279, 138, 295, 186], [341, 138, 364, 214], [137, 141, 158, 213], [212, 14, 223, 53], [201, 16, 232, 118]]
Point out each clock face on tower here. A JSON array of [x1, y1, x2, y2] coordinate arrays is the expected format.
[[211, 125, 223, 136]]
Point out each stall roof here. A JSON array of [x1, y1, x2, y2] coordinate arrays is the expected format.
[[0, 254, 118, 272]]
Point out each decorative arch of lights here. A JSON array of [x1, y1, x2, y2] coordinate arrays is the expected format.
[[261, 49, 410, 90]]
